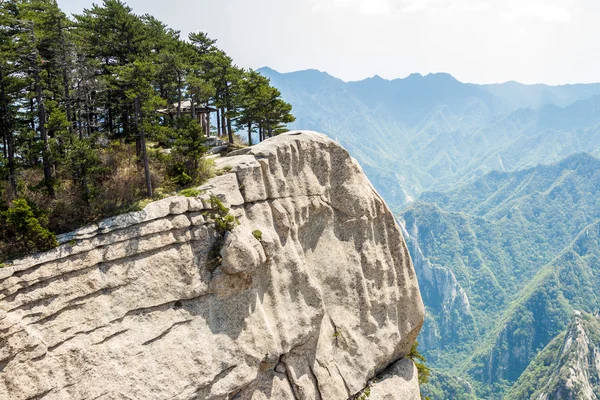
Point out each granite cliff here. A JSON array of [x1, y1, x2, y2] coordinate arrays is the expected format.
[[0, 132, 424, 400]]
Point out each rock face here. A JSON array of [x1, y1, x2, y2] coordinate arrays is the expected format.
[[0, 131, 424, 400]]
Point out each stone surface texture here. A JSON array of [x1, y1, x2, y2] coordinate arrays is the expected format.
[[0, 131, 424, 400]]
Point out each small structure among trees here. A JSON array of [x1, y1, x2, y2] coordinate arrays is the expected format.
[[157, 101, 217, 137]]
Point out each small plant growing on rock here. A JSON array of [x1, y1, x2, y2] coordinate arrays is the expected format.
[[358, 388, 371, 400], [203, 195, 239, 271], [350, 386, 371, 400], [216, 166, 233, 176], [179, 188, 202, 198], [252, 230, 262, 241], [407, 340, 431, 395], [204, 195, 238, 233]]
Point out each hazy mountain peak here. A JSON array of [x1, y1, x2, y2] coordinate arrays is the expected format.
[[557, 152, 599, 168], [424, 72, 458, 82], [405, 72, 424, 80]]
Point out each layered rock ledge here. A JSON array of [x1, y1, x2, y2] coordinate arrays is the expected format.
[[0, 131, 424, 399]]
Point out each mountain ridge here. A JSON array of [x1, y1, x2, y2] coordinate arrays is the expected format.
[[259, 67, 600, 211]]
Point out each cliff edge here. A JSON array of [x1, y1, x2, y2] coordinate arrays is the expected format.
[[0, 131, 424, 400]]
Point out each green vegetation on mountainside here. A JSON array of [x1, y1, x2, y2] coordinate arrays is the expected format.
[[401, 153, 600, 399], [506, 312, 600, 399]]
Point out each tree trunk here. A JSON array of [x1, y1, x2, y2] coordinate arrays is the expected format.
[[247, 122, 252, 146], [220, 107, 226, 138], [216, 108, 221, 137], [227, 115, 233, 144], [206, 107, 211, 136], [224, 81, 234, 144], [59, 19, 74, 138], [191, 94, 196, 120], [176, 71, 182, 119], [1, 129, 6, 159], [107, 105, 113, 136], [30, 28, 54, 197], [135, 97, 153, 198], [268, 125, 273, 138], [76, 81, 83, 139], [122, 109, 130, 139], [0, 63, 16, 197]]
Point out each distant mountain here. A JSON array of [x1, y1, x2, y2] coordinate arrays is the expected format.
[[259, 67, 600, 210], [399, 153, 600, 398]]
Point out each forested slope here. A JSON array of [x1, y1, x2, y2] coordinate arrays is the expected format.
[[0, 0, 294, 263], [402, 154, 600, 398]]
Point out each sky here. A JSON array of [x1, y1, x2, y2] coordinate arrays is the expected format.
[[57, 0, 600, 85]]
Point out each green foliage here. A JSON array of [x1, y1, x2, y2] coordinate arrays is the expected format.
[[421, 370, 478, 400], [506, 312, 600, 399], [0, 0, 294, 261], [0, 199, 57, 260], [204, 195, 238, 234], [357, 387, 370, 400], [179, 188, 202, 198], [202, 195, 239, 271], [216, 165, 233, 176], [408, 341, 431, 386], [252, 229, 262, 241], [169, 162, 194, 186], [401, 155, 600, 399]]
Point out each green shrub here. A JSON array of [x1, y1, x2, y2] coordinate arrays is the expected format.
[[2, 199, 58, 260], [408, 341, 431, 386], [202, 195, 239, 271], [180, 188, 202, 198], [170, 162, 193, 186], [204, 195, 238, 234], [252, 229, 263, 241]]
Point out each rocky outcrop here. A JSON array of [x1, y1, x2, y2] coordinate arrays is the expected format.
[[507, 311, 600, 400], [0, 131, 424, 400]]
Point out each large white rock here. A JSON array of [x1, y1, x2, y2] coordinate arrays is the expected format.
[[0, 131, 424, 400]]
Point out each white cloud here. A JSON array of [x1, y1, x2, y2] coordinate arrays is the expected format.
[[396, 0, 570, 22], [500, 3, 572, 23], [311, 0, 391, 15], [359, 0, 392, 15], [398, 0, 492, 14]]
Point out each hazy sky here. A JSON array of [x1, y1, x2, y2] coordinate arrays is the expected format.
[[57, 0, 600, 85]]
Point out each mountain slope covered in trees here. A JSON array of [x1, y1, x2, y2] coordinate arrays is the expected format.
[[506, 311, 600, 400], [401, 154, 600, 398]]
